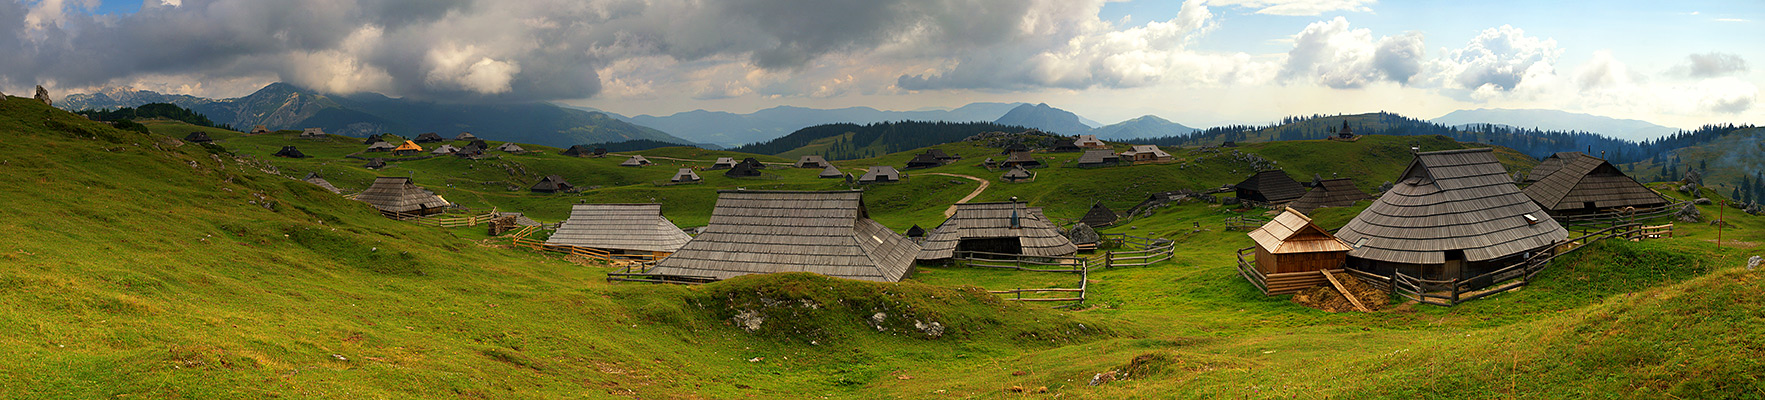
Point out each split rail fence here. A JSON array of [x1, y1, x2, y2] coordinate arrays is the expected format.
[[953, 233, 1175, 307], [383, 207, 499, 228], [502, 224, 667, 269], [1389, 223, 1657, 306]]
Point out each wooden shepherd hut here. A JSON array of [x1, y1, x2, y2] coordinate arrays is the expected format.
[[455, 132, 479, 141], [710, 157, 738, 170], [905, 152, 944, 169], [795, 155, 830, 168], [363, 134, 384, 145], [1000, 152, 1041, 169], [300, 128, 326, 139], [1521, 152, 1667, 216], [1075, 150, 1122, 168], [671, 168, 701, 183], [366, 141, 395, 152], [250, 125, 270, 135], [724, 161, 763, 177], [1119, 145, 1171, 162], [917, 200, 1078, 261], [184, 131, 213, 143], [394, 140, 423, 155], [272, 146, 306, 158], [562, 145, 593, 157], [1235, 170, 1307, 204], [414, 132, 444, 143], [355, 177, 451, 217], [1286, 178, 1374, 214], [431, 144, 459, 155], [1079, 202, 1118, 228], [363, 158, 387, 169], [858, 166, 903, 183], [644, 190, 920, 282], [1521, 152, 1581, 184], [620, 155, 653, 167], [1248, 209, 1351, 275], [1336, 148, 1568, 281], [1074, 134, 1107, 149], [819, 165, 843, 179], [546, 204, 693, 258], [1000, 143, 1030, 154], [530, 175, 573, 193], [1001, 166, 1032, 182], [496, 143, 526, 153]]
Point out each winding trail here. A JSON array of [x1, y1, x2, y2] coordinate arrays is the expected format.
[[920, 172, 990, 217]]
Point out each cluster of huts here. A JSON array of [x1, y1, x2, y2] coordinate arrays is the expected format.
[[1242, 148, 1668, 293]]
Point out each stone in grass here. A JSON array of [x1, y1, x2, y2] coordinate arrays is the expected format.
[[1676, 203, 1702, 223], [1747, 256, 1760, 271]]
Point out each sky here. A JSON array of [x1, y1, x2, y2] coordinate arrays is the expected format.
[[2, 0, 1760, 131]]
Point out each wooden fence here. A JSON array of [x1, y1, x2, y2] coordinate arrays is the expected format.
[[1093, 237, 1176, 268], [1556, 201, 1686, 228], [953, 250, 1087, 272], [989, 267, 1088, 305], [505, 225, 667, 266], [384, 208, 498, 228], [951, 233, 1176, 306], [1225, 216, 1269, 231], [1389, 223, 1659, 306]]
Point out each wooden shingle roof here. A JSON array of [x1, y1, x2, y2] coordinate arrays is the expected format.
[[1248, 209, 1351, 254], [530, 175, 572, 192], [362, 134, 383, 144], [455, 132, 478, 140], [647, 190, 919, 282], [672, 168, 701, 182], [184, 131, 212, 143], [906, 152, 943, 168], [711, 157, 738, 169], [917, 202, 1077, 260], [395, 140, 423, 152], [1286, 178, 1374, 214], [819, 165, 843, 178], [1076, 149, 1121, 165], [562, 145, 593, 156], [1236, 170, 1307, 203], [355, 177, 450, 213], [796, 155, 829, 168], [496, 143, 525, 152], [620, 155, 652, 166], [546, 204, 692, 253], [300, 128, 326, 137], [1523, 152, 1582, 183], [431, 144, 459, 154], [725, 161, 763, 177], [415, 133, 444, 143], [859, 166, 902, 182], [1522, 153, 1666, 211], [1002, 166, 1032, 181], [1079, 202, 1117, 228], [1120, 145, 1170, 159], [1336, 148, 1567, 264], [273, 146, 306, 158]]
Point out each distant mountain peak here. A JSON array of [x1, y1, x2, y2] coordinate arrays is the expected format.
[[1430, 108, 1679, 141], [993, 103, 1091, 135]]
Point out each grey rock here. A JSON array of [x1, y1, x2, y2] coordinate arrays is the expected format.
[[1676, 203, 1702, 223], [1693, 198, 1712, 205], [733, 310, 764, 332], [33, 85, 50, 106], [1747, 256, 1760, 271], [1066, 222, 1100, 245]]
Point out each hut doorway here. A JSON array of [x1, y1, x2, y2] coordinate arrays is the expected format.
[[1442, 250, 1466, 280], [957, 237, 1021, 255]]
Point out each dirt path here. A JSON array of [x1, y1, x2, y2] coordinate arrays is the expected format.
[[920, 172, 990, 217]]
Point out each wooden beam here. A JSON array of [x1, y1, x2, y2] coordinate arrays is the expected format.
[[1323, 270, 1371, 312]]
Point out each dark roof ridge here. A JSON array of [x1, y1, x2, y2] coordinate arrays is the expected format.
[[714, 189, 864, 194], [1417, 148, 1493, 155]]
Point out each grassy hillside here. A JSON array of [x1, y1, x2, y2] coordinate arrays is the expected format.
[[10, 95, 1765, 398], [1618, 127, 1765, 196]]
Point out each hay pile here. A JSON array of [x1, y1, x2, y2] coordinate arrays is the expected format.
[[1291, 273, 1391, 312]]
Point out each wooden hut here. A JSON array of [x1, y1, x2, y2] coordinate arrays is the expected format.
[[1000, 152, 1041, 169], [455, 132, 479, 141], [1337, 148, 1568, 281], [710, 157, 738, 170], [1074, 134, 1107, 149], [273, 146, 306, 158], [183, 131, 213, 143], [431, 144, 459, 155], [1521, 152, 1581, 184], [496, 143, 526, 153], [819, 165, 843, 179], [1248, 209, 1351, 275], [645, 190, 920, 282], [905, 152, 944, 169], [1120, 145, 1171, 162], [355, 177, 451, 217], [1333, 121, 1356, 140], [1287, 178, 1374, 214], [1522, 152, 1667, 216], [363, 158, 387, 169], [858, 166, 903, 183], [366, 141, 395, 152], [303, 173, 343, 194], [671, 168, 701, 183], [1235, 170, 1307, 204], [1079, 202, 1117, 228], [299, 128, 326, 139], [926, 149, 959, 162], [1000, 143, 1030, 154], [454, 144, 485, 158], [546, 204, 692, 258], [593, 148, 608, 157], [1075, 150, 1122, 168], [795, 155, 830, 168], [562, 145, 593, 157], [620, 155, 653, 167], [739, 158, 766, 169], [250, 125, 270, 135], [917, 201, 1077, 261], [905, 224, 927, 239], [724, 162, 763, 177], [363, 134, 384, 145], [467, 139, 489, 149], [1001, 166, 1032, 182], [414, 132, 444, 143], [530, 175, 573, 193], [394, 140, 423, 155]]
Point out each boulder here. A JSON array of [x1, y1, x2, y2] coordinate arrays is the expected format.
[[1748, 256, 1761, 271], [1683, 169, 1703, 186], [33, 85, 50, 106], [1222, 196, 1241, 206], [1693, 198, 1712, 205], [1675, 202, 1701, 223], [1066, 223, 1100, 245], [1747, 203, 1763, 216], [1678, 183, 1697, 195]]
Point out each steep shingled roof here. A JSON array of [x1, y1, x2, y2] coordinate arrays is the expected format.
[[546, 204, 692, 253], [646, 190, 919, 282], [1337, 148, 1567, 264], [1079, 202, 1117, 228], [1249, 209, 1350, 254], [355, 177, 450, 214], [1522, 152, 1667, 212], [1235, 170, 1307, 203], [917, 202, 1077, 260], [1286, 178, 1374, 215]]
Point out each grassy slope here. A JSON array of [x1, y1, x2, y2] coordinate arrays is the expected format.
[[1618, 127, 1764, 191], [9, 99, 1765, 398]]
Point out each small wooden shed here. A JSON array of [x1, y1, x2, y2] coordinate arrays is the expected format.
[[859, 166, 903, 183], [671, 168, 701, 183], [710, 157, 738, 170], [1248, 209, 1351, 275], [1235, 170, 1307, 204], [530, 175, 573, 193], [562, 145, 593, 157], [273, 146, 306, 158], [795, 155, 830, 168], [184, 131, 213, 143], [394, 140, 423, 155], [620, 155, 653, 167]]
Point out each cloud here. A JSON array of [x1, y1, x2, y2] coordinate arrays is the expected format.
[[1435, 25, 1562, 92], [1207, 0, 1376, 16], [1671, 52, 1749, 78], [1575, 50, 1634, 91], [1278, 17, 1423, 88]]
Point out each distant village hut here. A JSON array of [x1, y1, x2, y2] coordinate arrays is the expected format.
[[1080, 201, 1118, 228], [858, 166, 903, 184], [303, 173, 343, 194], [917, 200, 1077, 261], [795, 155, 830, 168], [1074, 134, 1108, 149], [710, 157, 738, 170], [740, 157, 766, 169], [393, 140, 423, 156], [1001, 166, 1033, 182], [1287, 178, 1374, 215], [1247, 209, 1352, 276], [250, 125, 270, 135], [366, 141, 395, 152], [905, 224, 927, 240], [620, 155, 653, 167], [455, 132, 479, 141], [593, 148, 609, 157], [431, 144, 459, 155], [272, 146, 307, 158], [468, 139, 489, 149], [363, 158, 387, 169], [562, 145, 593, 157], [530, 175, 574, 193], [724, 161, 763, 177], [356, 176, 452, 217], [547, 204, 693, 259], [299, 128, 326, 139], [643, 190, 920, 282], [454, 144, 485, 158], [1075, 150, 1123, 168], [819, 165, 843, 178], [415, 133, 445, 143], [363, 134, 383, 145], [1000, 151, 1041, 169], [183, 131, 213, 143], [905, 152, 944, 169], [925, 149, 959, 162], [1120, 145, 1172, 162], [1234, 170, 1307, 204], [671, 168, 702, 183], [1334, 121, 1356, 140], [1521, 152, 1667, 216], [496, 143, 526, 153], [1521, 152, 1582, 185], [1337, 148, 1568, 281]]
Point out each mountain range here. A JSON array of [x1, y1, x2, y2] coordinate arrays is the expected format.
[[609, 101, 1198, 147], [58, 84, 688, 148], [1430, 108, 1680, 142]]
